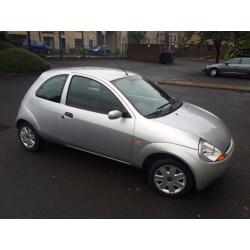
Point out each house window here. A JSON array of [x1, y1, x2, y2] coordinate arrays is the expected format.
[[43, 36, 55, 49], [60, 38, 66, 50], [89, 39, 93, 48], [75, 39, 83, 49]]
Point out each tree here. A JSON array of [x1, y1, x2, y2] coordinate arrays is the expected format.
[[227, 32, 250, 57], [198, 32, 233, 63], [183, 31, 233, 62], [128, 31, 146, 44]]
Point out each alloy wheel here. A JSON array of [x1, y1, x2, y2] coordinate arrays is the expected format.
[[153, 165, 187, 194], [210, 69, 217, 76], [20, 126, 36, 149]]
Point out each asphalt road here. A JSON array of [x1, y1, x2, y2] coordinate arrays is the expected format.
[[0, 60, 250, 218], [50, 58, 250, 88]]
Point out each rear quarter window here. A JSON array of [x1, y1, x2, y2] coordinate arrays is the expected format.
[[36, 74, 68, 103]]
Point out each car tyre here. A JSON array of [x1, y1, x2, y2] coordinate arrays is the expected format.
[[148, 158, 194, 197], [18, 122, 42, 152], [209, 68, 219, 77]]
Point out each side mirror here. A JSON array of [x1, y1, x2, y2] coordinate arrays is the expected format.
[[224, 62, 229, 66], [108, 110, 122, 120]]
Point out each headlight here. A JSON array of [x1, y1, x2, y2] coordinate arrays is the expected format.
[[198, 139, 225, 162]]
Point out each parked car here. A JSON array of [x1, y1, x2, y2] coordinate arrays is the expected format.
[[88, 45, 111, 56], [16, 67, 234, 197], [204, 57, 250, 77], [22, 40, 53, 56]]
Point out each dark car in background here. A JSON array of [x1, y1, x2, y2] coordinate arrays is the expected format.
[[88, 45, 111, 56], [204, 57, 250, 77], [22, 40, 53, 56]]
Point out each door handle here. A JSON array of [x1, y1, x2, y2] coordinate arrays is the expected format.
[[63, 112, 73, 118]]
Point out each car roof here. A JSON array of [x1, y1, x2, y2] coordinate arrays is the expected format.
[[44, 67, 138, 81]]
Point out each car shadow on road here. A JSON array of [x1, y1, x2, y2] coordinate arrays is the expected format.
[[41, 141, 226, 199]]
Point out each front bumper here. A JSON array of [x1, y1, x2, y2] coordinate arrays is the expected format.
[[203, 68, 210, 74], [136, 139, 234, 191], [193, 138, 235, 190]]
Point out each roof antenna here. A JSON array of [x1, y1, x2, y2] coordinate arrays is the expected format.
[[115, 59, 129, 76]]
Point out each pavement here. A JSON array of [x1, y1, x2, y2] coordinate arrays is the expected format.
[[0, 58, 250, 218]]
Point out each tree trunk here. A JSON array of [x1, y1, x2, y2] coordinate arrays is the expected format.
[[215, 40, 221, 63]]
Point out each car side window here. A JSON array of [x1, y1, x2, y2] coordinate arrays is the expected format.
[[66, 75, 125, 114], [225, 58, 240, 64], [241, 58, 250, 64], [36, 74, 68, 103]]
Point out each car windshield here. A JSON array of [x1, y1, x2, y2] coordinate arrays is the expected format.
[[112, 76, 182, 118]]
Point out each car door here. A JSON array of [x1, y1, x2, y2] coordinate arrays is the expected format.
[[223, 58, 241, 74], [59, 74, 135, 163], [240, 58, 250, 74]]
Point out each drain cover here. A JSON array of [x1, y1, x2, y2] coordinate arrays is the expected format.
[[0, 124, 11, 132]]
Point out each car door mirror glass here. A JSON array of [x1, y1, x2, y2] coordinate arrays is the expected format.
[[108, 110, 122, 119]]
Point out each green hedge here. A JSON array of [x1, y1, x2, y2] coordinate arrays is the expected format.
[[0, 47, 51, 73], [0, 41, 15, 51]]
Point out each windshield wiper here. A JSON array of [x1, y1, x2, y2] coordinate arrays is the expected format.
[[146, 102, 173, 118], [156, 102, 171, 110], [157, 102, 173, 117]]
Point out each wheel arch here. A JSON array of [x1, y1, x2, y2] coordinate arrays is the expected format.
[[16, 118, 29, 128], [16, 104, 40, 131], [142, 152, 196, 188]]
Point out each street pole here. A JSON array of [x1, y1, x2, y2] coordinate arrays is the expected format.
[[58, 31, 63, 59], [115, 32, 118, 58], [81, 31, 85, 59], [102, 31, 106, 56], [27, 31, 31, 51]]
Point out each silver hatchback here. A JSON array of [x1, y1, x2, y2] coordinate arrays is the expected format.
[[204, 57, 250, 77], [16, 67, 234, 197]]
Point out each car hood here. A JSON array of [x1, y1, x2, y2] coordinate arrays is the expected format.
[[155, 102, 231, 152], [206, 63, 223, 68]]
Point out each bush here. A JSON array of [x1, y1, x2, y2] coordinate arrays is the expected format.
[[0, 41, 15, 51], [0, 47, 51, 73], [0, 32, 8, 41]]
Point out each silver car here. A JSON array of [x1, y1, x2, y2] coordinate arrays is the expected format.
[[204, 57, 250, 77], [16, 67, 235, 197]]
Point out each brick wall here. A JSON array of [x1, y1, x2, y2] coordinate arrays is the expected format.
[[127, 44, 168, 62]]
